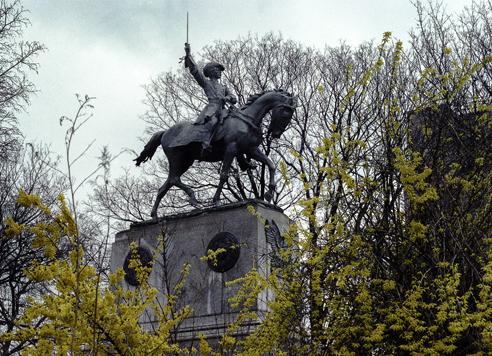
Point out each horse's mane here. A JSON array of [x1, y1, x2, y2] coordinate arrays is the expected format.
[[244, 89, 291, 107]]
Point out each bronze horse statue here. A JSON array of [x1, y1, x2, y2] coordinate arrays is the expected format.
[[134, 89, 297, 219]]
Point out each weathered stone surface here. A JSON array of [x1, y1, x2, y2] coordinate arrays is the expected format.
[[110, 199, 291, 348]]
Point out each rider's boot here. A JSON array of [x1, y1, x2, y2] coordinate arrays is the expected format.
[[201, 116, 218, 156], [202, 141, 212, 153], [201, 129, 213, 155]]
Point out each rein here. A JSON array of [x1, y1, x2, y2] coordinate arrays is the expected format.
[[227, 94, 296, 137], [229, 109, 262, 137]]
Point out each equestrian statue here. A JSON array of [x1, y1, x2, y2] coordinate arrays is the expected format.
[[134, 43, 297, 219]]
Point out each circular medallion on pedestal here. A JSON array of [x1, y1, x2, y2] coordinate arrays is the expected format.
[[123, 246, 153, 285], [206, 232, 240, 273]]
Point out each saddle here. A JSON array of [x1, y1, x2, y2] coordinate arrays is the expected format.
[[168, 118, 228, 148]]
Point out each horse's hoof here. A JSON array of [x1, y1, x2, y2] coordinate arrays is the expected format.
[[150, 211, 157, 220], [189, 198, 200, 208], [265, 192, 273, 203]]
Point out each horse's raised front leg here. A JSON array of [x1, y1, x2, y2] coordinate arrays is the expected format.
[[213, 145, 237, 205], [248, 147, 276, 203]]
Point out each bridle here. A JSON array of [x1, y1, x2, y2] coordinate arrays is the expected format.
[[268, 97, 297, 135], [229, 94, 297, 137]]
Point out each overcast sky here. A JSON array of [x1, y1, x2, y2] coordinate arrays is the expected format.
[[17, 0, 472, 196]]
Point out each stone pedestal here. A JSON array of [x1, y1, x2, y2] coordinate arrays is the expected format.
[[111, 200, 291, 350]]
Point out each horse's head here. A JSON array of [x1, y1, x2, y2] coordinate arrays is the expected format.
[[268, 92, 297, 139]]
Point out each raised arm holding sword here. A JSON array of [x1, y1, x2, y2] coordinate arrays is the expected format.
[[181, 14, 255, 170], [182, 13, 237, 154]]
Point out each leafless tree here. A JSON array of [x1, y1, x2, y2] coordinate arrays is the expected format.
[[0, 0, 45, 160]]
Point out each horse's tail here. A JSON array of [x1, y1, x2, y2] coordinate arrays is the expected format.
[[134, 131, 166, 166]]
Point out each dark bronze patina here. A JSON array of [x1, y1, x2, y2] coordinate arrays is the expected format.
[[135, 44, 297, 219]]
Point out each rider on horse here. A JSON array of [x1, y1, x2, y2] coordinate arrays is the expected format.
[[184, 43, 236, 154], [184, 43, 255, 170]]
